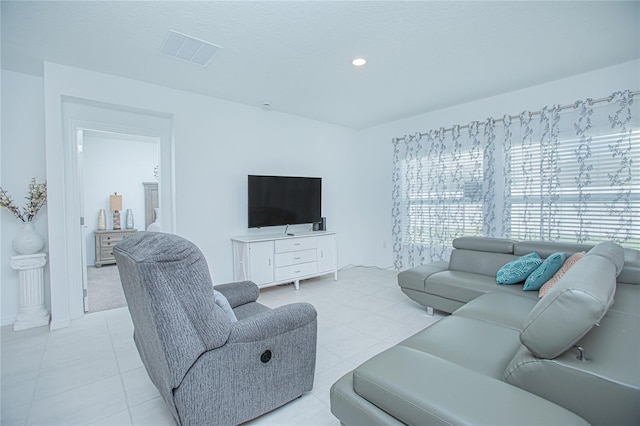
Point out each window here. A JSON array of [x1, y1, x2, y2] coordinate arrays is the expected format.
[[509, 129, 640, 249], [402, 154, 484, 246], [392, 91, 639, 268]]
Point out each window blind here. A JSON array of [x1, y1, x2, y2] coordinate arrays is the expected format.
[[509, 129, 639, 248]]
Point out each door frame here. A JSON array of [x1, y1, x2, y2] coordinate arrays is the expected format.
[[46, 96, 174, 328]]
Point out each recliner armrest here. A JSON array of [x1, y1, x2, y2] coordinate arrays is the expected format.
[[352, 346, 588, 425], [214, 281, 260, 308], [227, 302, 317, 343]]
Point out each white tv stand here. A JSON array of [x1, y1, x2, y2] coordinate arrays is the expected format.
[[231, 231, 337, 290]]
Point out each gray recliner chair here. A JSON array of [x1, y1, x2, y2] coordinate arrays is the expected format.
[[113, 232, 318, 426]]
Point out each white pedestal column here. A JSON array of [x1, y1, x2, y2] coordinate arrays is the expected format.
[[9, 253, 50, 331]]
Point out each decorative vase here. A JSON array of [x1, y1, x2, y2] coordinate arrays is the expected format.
[[12, 222, 46, 255], [98, 209, 107, 230], [125, 209, 134, 229]]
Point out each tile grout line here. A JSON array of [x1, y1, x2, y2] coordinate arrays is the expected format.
[[96, 312, 135, 426], [24, 325, 53, 426]]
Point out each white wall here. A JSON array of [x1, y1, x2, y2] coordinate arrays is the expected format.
[[357, 60, 640, 268], [83, 134, 158, 266], [1, 70, 49, 325]]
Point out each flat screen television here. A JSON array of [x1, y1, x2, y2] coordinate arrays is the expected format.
[[248, 175, 321, 228]]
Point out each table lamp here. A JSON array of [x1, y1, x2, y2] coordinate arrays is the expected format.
[[110, 193, 123, 230]]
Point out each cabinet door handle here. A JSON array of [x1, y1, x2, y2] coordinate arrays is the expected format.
[[293, 257, 301, 260], [268, 258, 271, 266]]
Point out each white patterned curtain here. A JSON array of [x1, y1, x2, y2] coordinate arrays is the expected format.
[[392, 90, 639, 270]]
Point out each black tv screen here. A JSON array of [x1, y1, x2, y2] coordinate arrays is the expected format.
[[248, 175, 321, 228]]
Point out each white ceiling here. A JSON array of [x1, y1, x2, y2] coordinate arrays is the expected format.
[[2, 1, 639, 129]]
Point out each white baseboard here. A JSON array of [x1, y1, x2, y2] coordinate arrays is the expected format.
[[1, 315, 16, 327], [49, 317, 71, 330]]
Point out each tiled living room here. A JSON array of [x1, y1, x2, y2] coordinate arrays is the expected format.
[[1, 1, 638, 425]]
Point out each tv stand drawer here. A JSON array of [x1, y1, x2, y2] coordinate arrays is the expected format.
[[275, 249, 316, 267], [275, 237, 316, 253], [275, 262, 317, 281]]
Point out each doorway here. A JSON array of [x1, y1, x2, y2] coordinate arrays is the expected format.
[[80, 129, 159, 313], [45, 97, 174, 329]]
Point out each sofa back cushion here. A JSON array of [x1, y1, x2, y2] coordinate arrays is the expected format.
[[586, 240, 625, 276], [618, 248, 640, 285], [449, 237, 517, 276], [449, 250, 517, 277], [514, 240, 593, 259], [453, 237, 517, 253], [519, 242, 623, 359]]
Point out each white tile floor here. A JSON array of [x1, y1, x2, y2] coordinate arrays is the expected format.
[[1, 267, 445, 426]]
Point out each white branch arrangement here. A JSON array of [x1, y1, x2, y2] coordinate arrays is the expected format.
[[0, 178, 47, 222]]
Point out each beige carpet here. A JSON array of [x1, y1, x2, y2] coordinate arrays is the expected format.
[[86, 265, 127, 313]]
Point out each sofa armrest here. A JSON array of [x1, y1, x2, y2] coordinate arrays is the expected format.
[[352, 346, 588, 426], [398, 261, 449, 292], [227, 302, 317, 343], [214, 281, 260, 308]]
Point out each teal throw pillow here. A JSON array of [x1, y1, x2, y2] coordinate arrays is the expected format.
[[496, 252, 542, 284], [523, 252, 567, 291]]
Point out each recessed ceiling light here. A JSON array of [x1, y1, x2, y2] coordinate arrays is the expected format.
[[352, 57, 367, 67]]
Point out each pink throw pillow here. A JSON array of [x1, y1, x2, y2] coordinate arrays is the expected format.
[[538, 251, 586, 298]]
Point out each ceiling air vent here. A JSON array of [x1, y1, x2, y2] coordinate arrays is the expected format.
[[160, 30, 222, 66]]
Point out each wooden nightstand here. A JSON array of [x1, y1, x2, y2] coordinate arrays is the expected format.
[[95, 229, 137, 267]]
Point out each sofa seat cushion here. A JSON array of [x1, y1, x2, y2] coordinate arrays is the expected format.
[[397, 261, 449, 292], [425, 271, 539, 304], [453, 292, 538, 330], [352, 346, 588, 426], [399, 315, 522, 378]]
